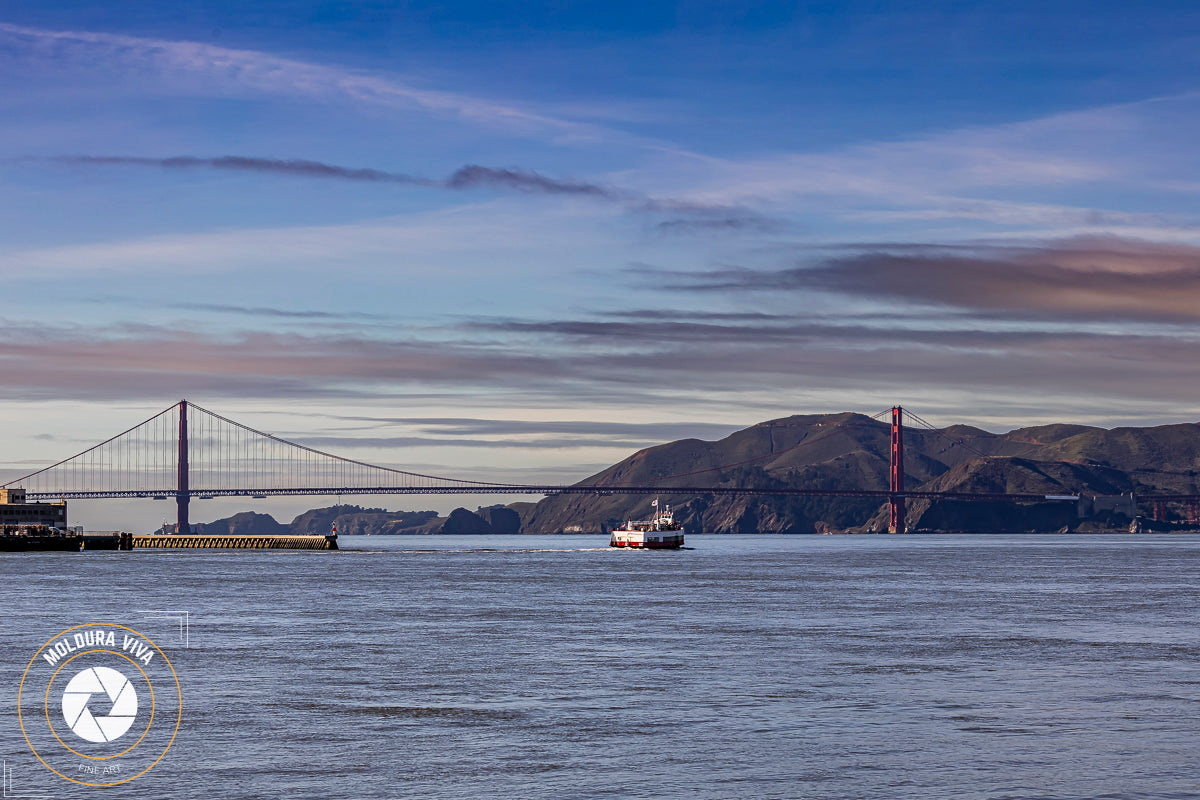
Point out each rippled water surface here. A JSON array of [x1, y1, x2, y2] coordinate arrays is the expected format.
[[4, 533, 1200, 799]]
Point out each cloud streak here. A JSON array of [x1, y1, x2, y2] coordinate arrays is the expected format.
[[36, 154, 778, 230], [61, 155, 431, 185], [0, 22, 606, 143], [660, 236, 1200, 320], [329, 416, 740, 440], [443, 164, 614, 197], [43, 155, 619, 197], [171, 302, 391, 321], [294, 435, 663, 450], [636, 92, 1200, 237], [2, 314, 1200, 427], [0, 202, 604, 278], [0, 324, 571, 402]]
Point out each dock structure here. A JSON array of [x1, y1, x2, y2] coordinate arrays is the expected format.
[[81, 532, 133, 550], [2, 532, 338, 551], [4, 492, 338, 550], [131, 534, 338, 550]]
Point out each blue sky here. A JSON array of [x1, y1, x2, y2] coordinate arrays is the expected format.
[[2, 2, 1200, 528]]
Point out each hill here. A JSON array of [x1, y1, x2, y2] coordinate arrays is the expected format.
[[518, 413, 1200, 534]]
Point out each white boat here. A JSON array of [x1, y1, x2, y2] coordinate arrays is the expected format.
[[609, 500, 684, 549]]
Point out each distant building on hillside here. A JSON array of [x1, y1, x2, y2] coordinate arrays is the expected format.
[[1077, 494, 1136, 520]]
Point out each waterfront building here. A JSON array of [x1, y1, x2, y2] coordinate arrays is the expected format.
[[0, 488, 67, 528]]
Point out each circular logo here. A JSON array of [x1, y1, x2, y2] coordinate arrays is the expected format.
[[61, 666, 139, 743], [18, 623, 181, 787]]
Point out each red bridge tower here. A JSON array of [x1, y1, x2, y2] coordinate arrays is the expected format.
[[889, 406, 906, 534], [177, 399, 190, 534]]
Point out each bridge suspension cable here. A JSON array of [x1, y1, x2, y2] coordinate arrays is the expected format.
[[182, 402, 535, 494], [903, 409, 992, 460], [1, 399, 535, 505], [1, 404, 180, 497]]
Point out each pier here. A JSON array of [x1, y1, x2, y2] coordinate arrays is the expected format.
[[1, 531, 337, 551]]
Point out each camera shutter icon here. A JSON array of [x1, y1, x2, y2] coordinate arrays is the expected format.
[[61, 667, 139, 743]]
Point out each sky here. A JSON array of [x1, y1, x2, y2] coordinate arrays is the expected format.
[[2, 1, 1200, 530]]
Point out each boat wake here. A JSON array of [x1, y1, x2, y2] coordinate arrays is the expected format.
[[340, 546, 615, 554]]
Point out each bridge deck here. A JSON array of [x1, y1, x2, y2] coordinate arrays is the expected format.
[[26, 486, 1199, 502]]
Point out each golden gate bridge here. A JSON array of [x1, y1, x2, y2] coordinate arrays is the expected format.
[[3, 400, 1197, 534]]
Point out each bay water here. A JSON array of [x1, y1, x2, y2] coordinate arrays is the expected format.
[[3, 533, 1200, 799]]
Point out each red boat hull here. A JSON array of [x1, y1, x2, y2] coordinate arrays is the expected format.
[[609, 533, 684, 549]]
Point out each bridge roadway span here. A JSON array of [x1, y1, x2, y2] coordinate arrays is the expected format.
[[26, 485, 1199, 502]]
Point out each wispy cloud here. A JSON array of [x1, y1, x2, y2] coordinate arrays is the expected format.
[[643, 200, 784, 234], [328, 416, 740, 441], [0, 22, 606, 142], [644, 93, 1200, 236], [29, 154, 779, 236], [50, 155, 432, 185], [693, 100, 1132, 202], [594, 309, 790, 322], [294, 435, 657, 450], [172, 302, 391, 320], [0, 205, 594, 277], [444, 164, 615, 197], [43, 155, 620, 197]]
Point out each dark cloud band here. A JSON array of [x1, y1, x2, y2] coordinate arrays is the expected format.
[[1, 315, 1199, 418], [666, 236, 1200, 320], [42, 155, 619, 197]]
